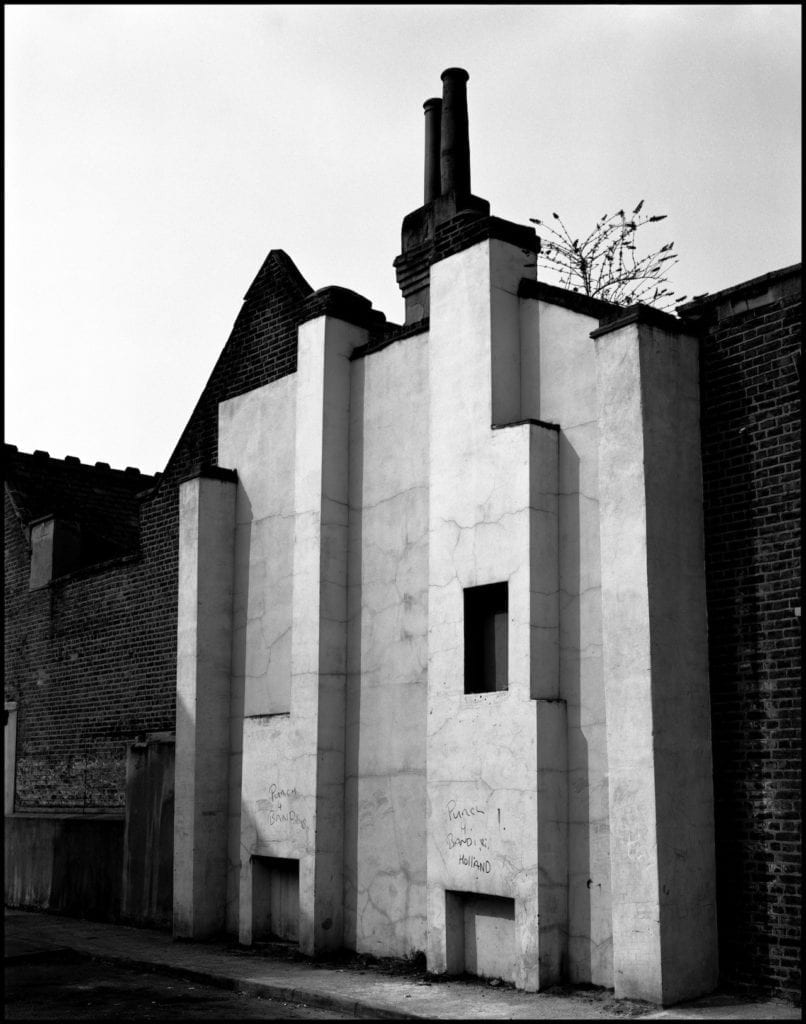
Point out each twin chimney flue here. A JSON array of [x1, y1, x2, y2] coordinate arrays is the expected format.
[[395, 67, 491, 323], [423, 68, 472, 205]]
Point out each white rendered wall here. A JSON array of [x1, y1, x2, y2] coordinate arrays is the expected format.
[[205, 236, 714, 1005], [288, 314, 357, 953], [219, 314, 363, 954], [174, 475, 236, 939], [344, 332, 430, 956], [426, 239, 566, 991], [529, 300, 614, 986], [218, 375, 296, 934], [596, 319, 717, 1005]]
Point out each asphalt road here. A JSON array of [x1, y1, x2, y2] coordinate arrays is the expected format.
[[5, 953, 358, 1020]]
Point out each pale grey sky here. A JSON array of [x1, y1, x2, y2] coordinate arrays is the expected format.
[[5, 4, 801, 472]]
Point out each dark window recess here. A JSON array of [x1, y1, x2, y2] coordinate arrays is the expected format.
[[464, 582, 508, 693]]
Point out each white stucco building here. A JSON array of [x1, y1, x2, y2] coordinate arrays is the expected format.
[[172, 68, 718, 1005]]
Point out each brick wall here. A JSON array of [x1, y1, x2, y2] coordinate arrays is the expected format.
[[4, 249, 313, 812], [5, 485, 173, 810], [695, 269, 801, 1002]]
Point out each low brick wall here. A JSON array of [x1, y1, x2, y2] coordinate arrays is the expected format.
[[4, 814, 124, 921]]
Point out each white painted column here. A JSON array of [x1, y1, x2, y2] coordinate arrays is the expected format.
[[173, 471, 237, 939], [219, 377, 297, 941], [595, 312, 718, 1005], [290, 312, 361, 954]]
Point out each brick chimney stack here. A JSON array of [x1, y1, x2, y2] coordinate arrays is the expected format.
[[394, 67, 492, 324]]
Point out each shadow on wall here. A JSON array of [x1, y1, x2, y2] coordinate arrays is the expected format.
[[227, 484, 251, 936], [5, 736, 174, 929], [701, 359, 771, 989], [343, 355, 365, 953], [4, 814, 124, 921], [121, 735, 175, 929], [558, 430, 602, 984]]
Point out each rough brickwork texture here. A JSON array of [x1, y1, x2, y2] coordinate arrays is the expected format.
[[4, 466, 156, 811], [433, 211, 537, 262], [394, 210, 538, 307], [6, 453, 150, 566], [4, 250, 313, 812], [696, 269, 801, 1002]]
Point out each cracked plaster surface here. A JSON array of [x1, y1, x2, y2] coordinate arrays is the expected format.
[[343, 333, 430, 956], [523, 304, 615, 985], [208, 257, 642, 988], [425, 247, 569, 991], [595, 322, 717, 1002]]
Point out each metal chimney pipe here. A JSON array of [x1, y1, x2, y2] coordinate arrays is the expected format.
[[423, 98, 442, 203], [440, 67, 471, 198]]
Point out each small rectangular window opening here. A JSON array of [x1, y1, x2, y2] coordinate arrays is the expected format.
[[464, 582, 508, 694]]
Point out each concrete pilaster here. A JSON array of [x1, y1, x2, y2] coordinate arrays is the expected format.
[[173, 472, 237, 939], [594, 311, 718, 1005], [289, 313, 361, 955]]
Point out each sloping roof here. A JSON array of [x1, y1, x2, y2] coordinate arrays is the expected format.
[[4, 445, 158, 567], [677, 263, 802, 319], [155, 249, 315, 488]]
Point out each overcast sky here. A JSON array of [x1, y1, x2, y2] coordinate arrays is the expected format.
[[5, 4, 801, 473]]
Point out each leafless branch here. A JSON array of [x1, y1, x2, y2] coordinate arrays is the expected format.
[[531, 203, 683, 311]]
